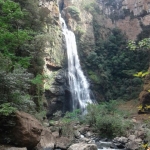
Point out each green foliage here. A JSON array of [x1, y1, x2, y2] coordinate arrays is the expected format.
[[81, 0, 100, 14], [52, 109, 82, 138], [0, 0, 33, 67], [75, 26, 85, 37], [86, 101, 133, 138], [0, 0, 46, 115], [67, 6, 80, 20], [61, 109, 81, 123], [0, 63, 35, 112], [35, 110, 46, 121], [133, 71, 149, 78], [31, 74, 44, 85], [128, 38, 150, 50], [85, 27, 149, 101], [0, 103, 16, 116]]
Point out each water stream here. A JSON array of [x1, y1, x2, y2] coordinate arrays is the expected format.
[[60, 16, 95, 113]]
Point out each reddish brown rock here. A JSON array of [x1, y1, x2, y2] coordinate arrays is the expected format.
[[0, 111, 43, 149]]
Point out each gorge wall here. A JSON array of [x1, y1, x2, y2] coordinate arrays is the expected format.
[[97, 0, 150, 40], [56, 0, 150, 102], [38, 0, 67, 118], [42, 0, 150, 115]]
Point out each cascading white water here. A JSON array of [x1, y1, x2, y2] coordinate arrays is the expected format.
[[60, 16, 95, 113]]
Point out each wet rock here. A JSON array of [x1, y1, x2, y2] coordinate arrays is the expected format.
[[99, 141, 112, 148], [55, 73, 65, 84], [49, 86, 65, 96], [67, 143, 97, 150]]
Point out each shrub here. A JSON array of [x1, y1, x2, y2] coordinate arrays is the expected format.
[[86, 101, 133, 138], [57, 109, 82, 138], [67, 6, 80, 20]]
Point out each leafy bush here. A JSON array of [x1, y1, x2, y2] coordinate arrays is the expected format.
[[58, 109, 82, 138], [67, 6, 80, 20], [0, 62, 35, 114], [86, 101, 133, 138], [0, 103, 16, 116]]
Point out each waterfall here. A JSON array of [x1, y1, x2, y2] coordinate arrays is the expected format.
[[60, 16, 95, 113]]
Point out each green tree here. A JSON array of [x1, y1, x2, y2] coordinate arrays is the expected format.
[[0, 0, 32, 67]]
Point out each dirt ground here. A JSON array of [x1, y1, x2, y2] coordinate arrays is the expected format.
[[118, 99, 150, 122]]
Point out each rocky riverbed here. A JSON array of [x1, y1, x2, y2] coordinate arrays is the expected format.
[[0, 111, 149, 150]]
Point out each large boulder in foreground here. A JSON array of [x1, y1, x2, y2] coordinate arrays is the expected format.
[[0, 111, 43, 149], [68, 143, 98, 150], [0, 145, 27, 150]]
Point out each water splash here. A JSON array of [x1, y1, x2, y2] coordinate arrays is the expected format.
[[60, 16, 95, 113]]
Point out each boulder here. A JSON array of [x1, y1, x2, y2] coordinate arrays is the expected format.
[[5, 148, 27, 150], [0, 145, 27, 150], [35, 128, 55, 150], [117, 136, 128, 144], [67, 143, 97, 150], [55, 137, 72, 149], [125, 141, 140, 150], [128, 135, 136, 141], [0, 111, 43, 149]]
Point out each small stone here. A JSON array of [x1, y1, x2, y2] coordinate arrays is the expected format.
[[74, 130, 81, 139], [85, 131, 92, 138]]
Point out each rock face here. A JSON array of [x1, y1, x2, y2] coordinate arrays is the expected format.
[[0, 111, 43, 149], [40, 0, 150, 112], [139, 68, 150, 110], [97, 0, 150, 40], [68, 143, 98, 150], [39, 0, 69, 117]]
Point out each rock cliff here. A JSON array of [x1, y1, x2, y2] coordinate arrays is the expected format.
[[39, 0, 68, 118], [57, 0, 150, 102], [97, 0, 150, 40]]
